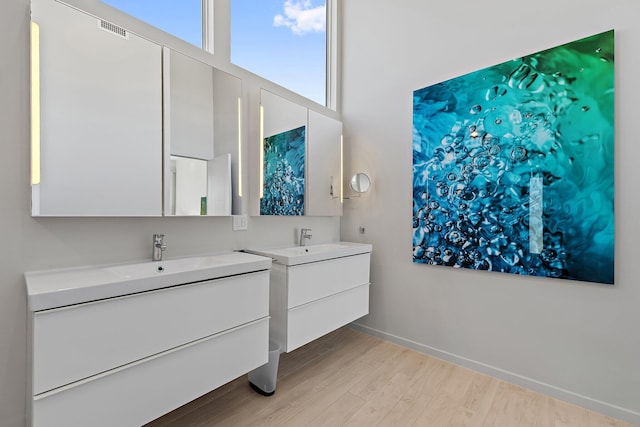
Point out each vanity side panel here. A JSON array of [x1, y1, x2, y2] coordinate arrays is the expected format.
[[33, 271, 269, 394], [268, 263, 288, 352], [32, 319, 269, 427], [287, 253, 370, 308], [26, 313, 34, 426]]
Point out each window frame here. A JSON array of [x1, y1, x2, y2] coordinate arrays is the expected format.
[[99, 0, 337, 109], [225, 0, 337, 109]]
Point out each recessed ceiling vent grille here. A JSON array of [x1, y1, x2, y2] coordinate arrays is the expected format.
[[98, 19, 128, 39]]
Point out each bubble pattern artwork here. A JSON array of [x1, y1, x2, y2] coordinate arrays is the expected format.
[[261, 125, 306, 216], [412, 30, 614, 284]]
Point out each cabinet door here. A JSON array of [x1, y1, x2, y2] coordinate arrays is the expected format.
[[32, 319, 269, 427], [166, 49, 215, 160], [213, 69, 243, 214], [307, 110, 343, 216], [287, 284, 369, 352], [258, 89, 308, 216], [164, 50, 241, 216], [32, 0, 162, 216], [287, 253, 371, 308]]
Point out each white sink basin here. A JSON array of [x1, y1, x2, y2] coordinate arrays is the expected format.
[[246, 241, 372, 266], [106, 255, 225, 279], [25, 252, 272, 311]]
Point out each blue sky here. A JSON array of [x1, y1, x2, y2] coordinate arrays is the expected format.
[[100, 0, 203, 47], [231, 0, 326, 104], [100, 0, 326, 105]]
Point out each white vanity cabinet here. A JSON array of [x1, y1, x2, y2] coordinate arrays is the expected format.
[[249, 242, 372, 353], [25, 252, 271, 427]]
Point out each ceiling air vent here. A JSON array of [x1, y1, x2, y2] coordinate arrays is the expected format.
[[98, 19, 128, 39]]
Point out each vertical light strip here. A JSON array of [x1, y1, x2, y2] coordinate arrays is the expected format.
[[529, 176, 543, 254], [237, 96, 242, 197], [31, 22, 41, 185], [259, 104, 264, 199], [340, 135, 344, 203]]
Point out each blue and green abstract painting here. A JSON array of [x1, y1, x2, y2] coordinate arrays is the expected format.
[[412, 30, 614, 284], [261, 125, 306, 215]]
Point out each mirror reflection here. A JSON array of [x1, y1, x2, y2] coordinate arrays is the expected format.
[[257, 89, 344, 217], [169, 155, 231, 215], [259, 89, 308, 216], [164, 48, 241, 216], [170, 156, 206, 216]]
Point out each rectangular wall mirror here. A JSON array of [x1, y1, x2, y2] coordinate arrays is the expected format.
[[31, 0, 163, 216], [257, 89, 343, 217], [163, 49, 242, 216], [307, 110, 343, 216], [259, 89, 308, 216]]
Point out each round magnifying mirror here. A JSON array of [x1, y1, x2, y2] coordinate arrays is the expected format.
[[349, 173, 371, 193]]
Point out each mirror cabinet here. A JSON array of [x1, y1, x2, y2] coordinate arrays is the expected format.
[[163, 49, 242, 216], [307, 110, 343, 216], [31, 0, 163, 216], [259, 90, 343, 217], [31, 0, 343, 218], [259, 90, 308, 216]]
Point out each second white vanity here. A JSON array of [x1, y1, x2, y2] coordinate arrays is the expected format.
[[247, 242, 372, 353], [25, 251, 271, 427]]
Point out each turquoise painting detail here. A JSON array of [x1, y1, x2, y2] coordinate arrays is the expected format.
[[412, 30, 614, 284], [261, 126, 306, 215]]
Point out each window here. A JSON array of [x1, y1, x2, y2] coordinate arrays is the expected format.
[[231, 0, 328, 106], [100, 0, 203, 48], [99, 0, 334, 107]]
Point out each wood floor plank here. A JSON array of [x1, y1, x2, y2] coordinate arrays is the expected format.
[[217, 330, 390, 426], [342, 371, 414, 427], [270, 357, 376, 427], [376, 391, 433, 427], [303, 391, 366, 427], [145, 327, 637, 427], [481, 382, 530, 427], [349, 346, 423, 401], [552, 397, 592, 427], [461, 371, 500, 415], [588, 410, 627, 427], [437, 364, 477, 401], [410, 391, 461, 427], [519, 387, 554, 427], [446, 407, 477, 427]]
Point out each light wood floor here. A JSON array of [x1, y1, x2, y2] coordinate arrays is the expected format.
[[145, 327, 637, 427]]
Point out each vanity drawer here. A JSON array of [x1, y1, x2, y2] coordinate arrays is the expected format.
[[286, 283, 369, 352], [32, 318, 268, 427], [287, 253, 370, 308], [32, 270, 269, 395]]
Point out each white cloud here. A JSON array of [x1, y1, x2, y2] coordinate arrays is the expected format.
[[273, 0, 325, 35]]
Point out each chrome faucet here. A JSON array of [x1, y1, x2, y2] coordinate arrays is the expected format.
[[152, 233, 166, 261], [299, 228, 312, 246]]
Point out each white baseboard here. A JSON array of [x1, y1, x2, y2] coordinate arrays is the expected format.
[[349, 322, 640, 426]]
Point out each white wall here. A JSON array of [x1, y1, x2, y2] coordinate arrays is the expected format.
[[341, 0, 640, 424], [0, 0, 339, 425]]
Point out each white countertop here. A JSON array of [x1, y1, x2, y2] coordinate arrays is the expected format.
[[25, 251, 272, 311], [245, 241, 372, 266]]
